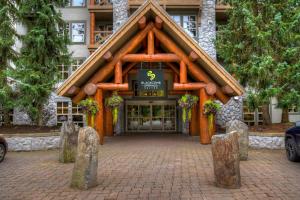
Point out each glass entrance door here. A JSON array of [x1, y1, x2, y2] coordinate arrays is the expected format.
[[126, 101, 176, 132]]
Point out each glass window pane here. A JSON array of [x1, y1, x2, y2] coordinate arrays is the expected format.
[[72, 0, 85, 6], [71, 23, 85, 43]]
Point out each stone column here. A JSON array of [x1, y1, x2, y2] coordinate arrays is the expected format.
[[198, 0, 216, 59], [59, 122, 79, 163], [71, 127, 99, 190], [112, 0, 128, 32], [211, 131, 241, 189]]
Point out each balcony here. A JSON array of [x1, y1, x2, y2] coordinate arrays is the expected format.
[[94, 30, 113, 45], [89, 0, 113, 12]]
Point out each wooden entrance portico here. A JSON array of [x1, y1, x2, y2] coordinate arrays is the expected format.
[[57, 0, 244, 145]]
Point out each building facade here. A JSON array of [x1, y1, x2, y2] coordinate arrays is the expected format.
[[1, 0, 299, 128]]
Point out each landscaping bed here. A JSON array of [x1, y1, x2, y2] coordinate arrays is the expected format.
[[0, 125, 60, 135], [249, 123, 293, 133]]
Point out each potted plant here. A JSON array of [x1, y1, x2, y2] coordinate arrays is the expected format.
[[203, 100, 221, 138], [178, 94, 199, 127], [79, 97, 99, 128], [105, 91, 123, 125]]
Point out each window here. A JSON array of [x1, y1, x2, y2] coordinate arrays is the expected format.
[[70, 22, 86, 43], [170, 15, 197, 40], [243, 103, 263, 126], [67, 0, 86, 7], [56, 102, 69, 126], [72, 104, 84, 127], [71, 58, 85, 73], [59, 58, 85, 81], [56, 102, 84, 127]]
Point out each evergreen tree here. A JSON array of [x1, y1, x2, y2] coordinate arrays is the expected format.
[[0, 0, 18, 125], [13, 0, 70, 125], [216, 0, 300, 124]]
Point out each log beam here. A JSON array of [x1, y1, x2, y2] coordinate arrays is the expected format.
[[205, 82, 217, 96], [165, 62, 180, 75], [199, 88, 210, 144], [173, 83, 206, 90], [72, 23, 154, 103], [103, 51, 113, 62], [84, 83, 97, 96], [122, 54, 180, 63], [155, 16, 163, 29], [189, 51, 199, 62], [148, 30, 154, 55], [97, 83, 129, 90], [114, 61, 122, 84], [180, 61, 187, 84], [95, 89, 104, 145], [122, 62, 136, 76], [222, 85, 235, 95], [67, 86, 80, 96], [152, 27, 229, 103], [138, 16, 147, 29]]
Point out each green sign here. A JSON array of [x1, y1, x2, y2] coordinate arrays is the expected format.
[[137, 69, 164, 90]]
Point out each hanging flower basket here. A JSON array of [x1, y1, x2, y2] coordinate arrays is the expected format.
[[79, 97, 99, 128], [105, 91, 123, 125], [178, 94, 199, 127], [203, 100, 221, 138]]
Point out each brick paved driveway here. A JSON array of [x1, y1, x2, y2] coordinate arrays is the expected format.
[[0, 134, 299, 200]]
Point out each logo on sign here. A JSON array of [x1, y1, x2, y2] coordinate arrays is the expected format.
[[147, 70, 156, 81]]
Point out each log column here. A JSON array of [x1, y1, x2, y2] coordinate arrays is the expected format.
[[90, 12, 95, 46], [199, 88, 210, 144], [115, 61, 122, 84], [190, 104, 198, 136], [95, 89, 104, 145], [180, 61, 187, 84], [104, 108, 113, 137]]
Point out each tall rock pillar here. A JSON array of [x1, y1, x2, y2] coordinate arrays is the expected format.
[[112, 0, 129, 32], [198, 0, 216, 59]]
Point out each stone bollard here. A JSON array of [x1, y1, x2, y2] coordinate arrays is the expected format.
[[226, 120, 249, 160], [59, 122, 79, 163], [71, 127, 99, 190], [211, 131, 241, 189]]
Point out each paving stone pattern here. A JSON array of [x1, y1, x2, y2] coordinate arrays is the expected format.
[[0, 134, 299, 200]]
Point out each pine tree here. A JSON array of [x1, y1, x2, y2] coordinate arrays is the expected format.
[[0, 0, 18, 126], [13, 0, 70, 125], [216, 0, 300, 124]]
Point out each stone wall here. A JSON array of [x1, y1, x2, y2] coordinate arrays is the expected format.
[[249, 136, 284, 149], [198, 0, 217, 59], [112, 0, 129, 32], [216, 96, 244, 127], [6, 136, 60, 151]]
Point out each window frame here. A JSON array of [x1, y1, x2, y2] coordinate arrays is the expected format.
[[68, 21, 87, 44]]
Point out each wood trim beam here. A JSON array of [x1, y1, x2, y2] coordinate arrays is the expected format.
[[114, 61, 122, 84], [122, 53, 180, 63], [152, 27, 229, 103], [72, 23, 154, 103]]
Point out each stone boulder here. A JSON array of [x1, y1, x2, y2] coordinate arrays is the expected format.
[[226, 120, 249, 160], [59, 122, 79, 163], [71, 127, 99, 190], [211, 131, 241, 189]]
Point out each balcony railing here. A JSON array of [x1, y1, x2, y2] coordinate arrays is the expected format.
[[94, 0, 112, 6], [94, 30, 113, 45]]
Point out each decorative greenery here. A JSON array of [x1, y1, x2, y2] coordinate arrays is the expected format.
[[0, 0, 18, 126], [105, 91, 123, 125], [10, 0, 70, 125], [216, 0, 300, 124], [178, 94, 199, 125], [204, 100, 221, 138], [79, 98, 99, 128]]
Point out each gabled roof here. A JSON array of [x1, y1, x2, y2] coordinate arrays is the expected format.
[[57, 0, 244, 98]]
